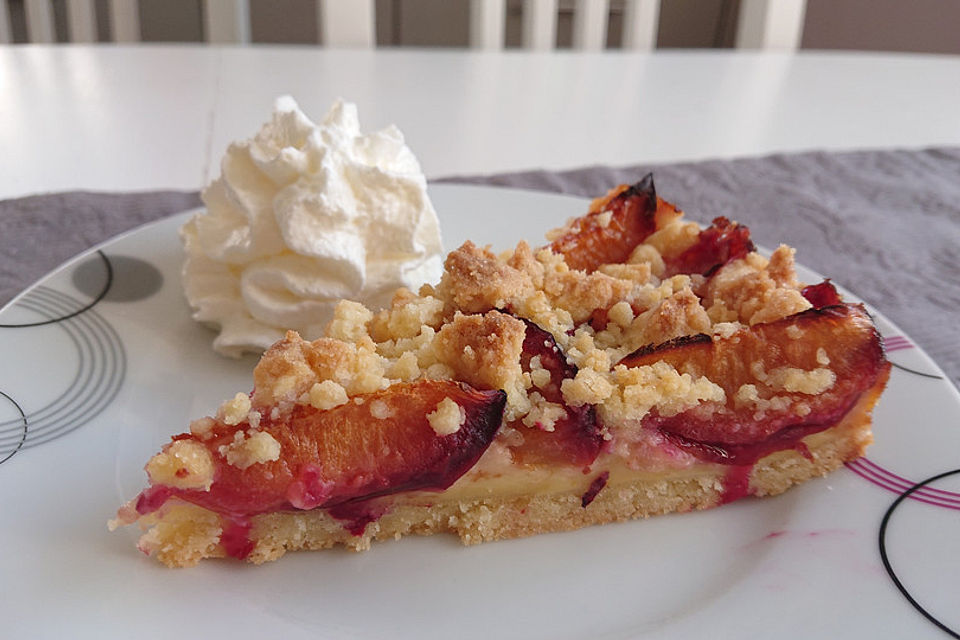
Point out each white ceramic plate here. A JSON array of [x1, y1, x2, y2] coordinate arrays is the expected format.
[[1, 185, 958, 639]]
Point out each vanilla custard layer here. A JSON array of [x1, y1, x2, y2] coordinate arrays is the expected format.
[[377, 407, 877, 509]]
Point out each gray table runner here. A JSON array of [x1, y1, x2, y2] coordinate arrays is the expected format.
[[2, 148, 958, 385]]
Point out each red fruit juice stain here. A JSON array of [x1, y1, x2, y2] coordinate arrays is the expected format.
[[794, 441, 814, 461], [328, 500, 388, 537], [286, 463, 336, 510], [220, 517, 254, 560], [720, 465, 753, 504], [581, 471, 610, 507], [135, 486, 174, 515]]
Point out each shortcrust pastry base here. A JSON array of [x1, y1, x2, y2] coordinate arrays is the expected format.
[[139, 372, 885, 568]]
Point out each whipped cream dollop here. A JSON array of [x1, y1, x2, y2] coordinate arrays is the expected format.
[[181, 97, 443, 357]]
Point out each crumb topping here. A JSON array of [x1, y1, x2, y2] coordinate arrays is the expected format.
[[645, 221, 700, 259], [816, 347, 831, 366], [705, 246, 811, 326], [146, 440, 216, 491], [767, 366, 836, 395], [189, 417, 216, 440], [240, 197, 819, 465], [595, 362, 726, 424], [218, 393, 252, 426], [521, 392, 568, 431], [218, 429, 282, 469], [427, 397, 466, 435], [369, 399, 394, 420], [435, 241, 533, 314], [306, 380, 349, 410]]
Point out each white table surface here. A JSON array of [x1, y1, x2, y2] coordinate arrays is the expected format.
[[1, 45, 959, 199]]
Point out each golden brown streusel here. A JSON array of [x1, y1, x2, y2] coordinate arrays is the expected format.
[[145, 440, 216, 490], [644, 220, 701, 259], [306, 380, 349, 410], [766, 366, 836, 395], [705, 247, 811, 326], [427, 397, 466, 435], [217, 392, 251, 426], [217, 429, 282, 470], [247, 201, 814, 440]]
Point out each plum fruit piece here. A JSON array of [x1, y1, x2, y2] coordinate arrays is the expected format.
[[801, 280, 843, 308], [508, 317, 603, 468], [619, 304, 889, 463], [548, 174, 680, 273], [143, 380, 507, 517], [663, 216, 755, 277]]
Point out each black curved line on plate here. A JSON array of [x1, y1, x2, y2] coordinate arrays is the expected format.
[[36, 288, 125, 445], [879, 468, 960, 639], [0, 289, 88, 431], [890, 362, 944, 380], [0, 390, 28, 465], [0, 287, 125, 450], [0, 308, 117, 447], [28, 294, 125, 448], [0, 291, 96, 442], [19, 289, 123, 448], [0, 251, 113, 328]]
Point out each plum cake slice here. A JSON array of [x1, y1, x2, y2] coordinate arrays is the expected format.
[[111, 175, 889, 567]]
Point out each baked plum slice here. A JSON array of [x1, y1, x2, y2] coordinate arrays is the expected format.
[[135, 380, 506, 517], [663, 216, 755, 277], [619, 304, 889, 464], [509, 317, 603, 468], [548, 174, 681, 273], [801, 279, 843, 308]]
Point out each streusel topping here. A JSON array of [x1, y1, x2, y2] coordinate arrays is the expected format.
[[241, 205, 824, 463]]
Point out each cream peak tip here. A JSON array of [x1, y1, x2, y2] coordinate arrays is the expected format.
[[273, 94, 300, 112]]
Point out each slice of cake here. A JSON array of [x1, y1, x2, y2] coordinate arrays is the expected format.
[[111, 175, 890, 567]]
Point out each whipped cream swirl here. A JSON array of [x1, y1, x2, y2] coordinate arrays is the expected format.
[[181, 97, 443, 357]]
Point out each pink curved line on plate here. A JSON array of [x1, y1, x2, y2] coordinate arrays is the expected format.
[[882, 336, 912, 351], [851, 469, 960, 511], [845, 460, 960, 511], [856, 457, 960, 499], [847, 460, 960, 504], [846, 465, 960, 511], [844, 459, 956, 500]]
